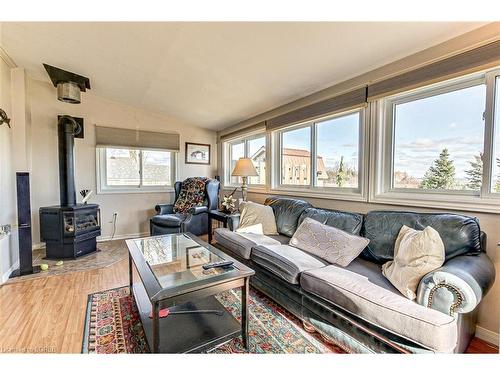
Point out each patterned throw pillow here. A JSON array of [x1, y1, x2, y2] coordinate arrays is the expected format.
[[173, 177, 209, 213], [290, 217, 369, 267]]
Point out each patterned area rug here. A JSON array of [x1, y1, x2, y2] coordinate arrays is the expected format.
[[82, 286, 345, 354]]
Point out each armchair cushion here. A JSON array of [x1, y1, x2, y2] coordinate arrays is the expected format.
[[151, 213, 187, 228], [173, 177, 209, 213], [416, 253, 496, 315]]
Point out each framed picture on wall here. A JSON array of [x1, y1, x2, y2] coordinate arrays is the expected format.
[[185, 142, 211, 165]]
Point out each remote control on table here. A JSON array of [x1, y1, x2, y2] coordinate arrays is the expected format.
[[202, 260, 234, 270]]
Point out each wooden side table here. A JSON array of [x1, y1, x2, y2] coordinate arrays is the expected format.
[[208, 210, 240, 244]]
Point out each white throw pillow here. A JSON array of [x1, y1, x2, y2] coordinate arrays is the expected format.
[[289, 217, 369, 267], [382, 225, 445, 300], [238, 201, 278, 235]]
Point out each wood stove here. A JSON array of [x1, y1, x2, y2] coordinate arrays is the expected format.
[[40, 204, 100, 258], [39, 115, 101, 259]]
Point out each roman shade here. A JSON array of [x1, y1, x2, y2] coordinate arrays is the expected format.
[[219, 121, 266, 142], [368, 39, 500, 100], [266, 87, 367, 131], [95, 126, 180, 151]]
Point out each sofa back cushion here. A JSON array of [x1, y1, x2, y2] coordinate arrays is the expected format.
[[264, 196, 312, 237], [361, 211, 482, 263], [298, 207, 364, 235]]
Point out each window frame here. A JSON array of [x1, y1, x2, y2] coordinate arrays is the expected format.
[[96, 146, 177, 194], [483, 68, 500, 198], [222, 132, 268, 189], [271, 108, 368, 202], [370, 69, 500, 213]]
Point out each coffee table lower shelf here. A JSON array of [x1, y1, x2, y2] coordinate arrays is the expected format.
[[132, 281, 242, 353]]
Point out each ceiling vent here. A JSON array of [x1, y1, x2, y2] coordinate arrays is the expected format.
[[43, 64, 91, 104]]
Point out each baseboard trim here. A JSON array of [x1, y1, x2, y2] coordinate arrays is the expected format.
[[97, 232, 149, 242], [32, 232, 150, 251], [1, 260, 19, 284], [475, 325, 499, 346]]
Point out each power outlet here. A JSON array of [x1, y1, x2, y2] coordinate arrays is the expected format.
[[109, 212, 118, 223]]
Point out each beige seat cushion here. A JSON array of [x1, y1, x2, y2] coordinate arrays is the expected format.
[[290, 217, 369, 267], [251, 244, 327, 284], [300, 265, 457, 353], [214, 228, 280, 259], [382, 225, 445, 300], [238, 201, 278, 235]]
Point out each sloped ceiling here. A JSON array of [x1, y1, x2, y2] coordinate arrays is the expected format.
[[0, 22, 487, 130]]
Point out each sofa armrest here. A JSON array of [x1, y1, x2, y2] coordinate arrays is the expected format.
[[155, 203, 174, 215], [189, 206, 208, 215], [227, 215, 240, 231], [416, 253, 496, 315]]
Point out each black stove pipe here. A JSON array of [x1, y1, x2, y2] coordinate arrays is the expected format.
[[57, 116, 81, 206]]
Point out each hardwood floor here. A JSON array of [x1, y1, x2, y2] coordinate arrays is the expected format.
[[0, 257, 129, 353], [0, 239, 497, 354]]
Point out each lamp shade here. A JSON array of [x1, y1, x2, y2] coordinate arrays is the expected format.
[[231, 158, 258, 177]]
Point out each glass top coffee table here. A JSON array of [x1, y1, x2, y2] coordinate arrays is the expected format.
[[126, 232, 254, 353]]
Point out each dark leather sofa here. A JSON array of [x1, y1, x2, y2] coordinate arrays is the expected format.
[[150, 179, 220, 236], [214, 196, 496, 353]]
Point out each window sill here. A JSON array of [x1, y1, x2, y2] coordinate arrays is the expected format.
[[220, 185, 367, 202], [221, 185, 267, 192], [96, 187, 175, 195], [270, 187, 367, 202], [370, 191, 500, 214]]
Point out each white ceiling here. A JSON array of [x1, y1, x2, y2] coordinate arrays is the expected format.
[[0, 22, 487, 130]]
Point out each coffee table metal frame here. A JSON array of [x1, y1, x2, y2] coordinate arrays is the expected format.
[[126, 232, 254, 353]]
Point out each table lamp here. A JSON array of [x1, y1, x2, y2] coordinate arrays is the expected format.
[[231, 158, 258, 201]]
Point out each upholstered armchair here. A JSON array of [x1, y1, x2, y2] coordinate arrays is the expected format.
[[150, 178, 220, 236]]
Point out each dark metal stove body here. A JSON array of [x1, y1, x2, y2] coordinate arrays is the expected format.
[[40, 204, 101, 259], [39, 115, 101, 259]]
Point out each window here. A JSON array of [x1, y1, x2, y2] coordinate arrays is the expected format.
[[280, 127, 311, 186], [392, 83, 486, 192], [97, 147, 175, 193], [229, 141, 244, 185], [316, 112, 360, 188], [224, 134, 267, 186], [248, 137, 266, 185], [275, 109, 365, 197], [373, 69, 500, 212]]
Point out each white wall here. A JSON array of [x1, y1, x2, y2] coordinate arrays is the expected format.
[[0, 54, 18, 281], [28, 78, 217, 245]]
